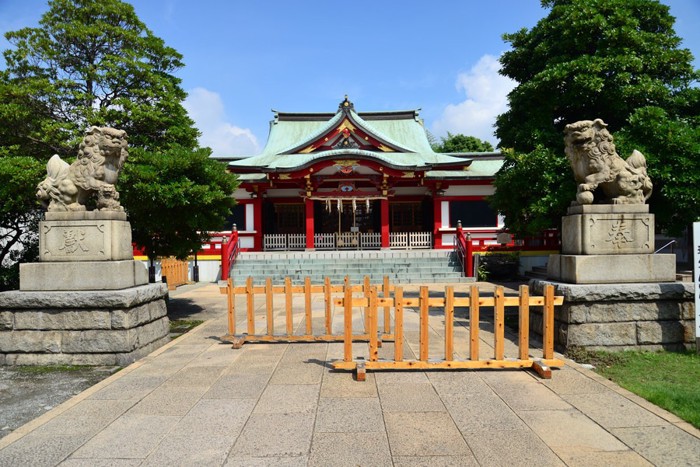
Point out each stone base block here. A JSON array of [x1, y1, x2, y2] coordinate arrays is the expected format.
[[20, 260, 148, 291], [562, 209, 653, 255], [530, 280, 695, 351], [39, 218, 133, 262], [547, 253, 675, 284], [0, 283, 169, 366]]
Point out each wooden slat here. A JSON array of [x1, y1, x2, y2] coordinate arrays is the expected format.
[[246, 277, 255, 335], [324, 277, 332, 335], [419, 286, 429, 362], [238, 333, 376, 344], [285, 276, 293, 336], [305, 276, 312, 335], [544, 284, 555, 360], [394, 286, 404, 362], [363, 276, 370, 333], [368, 287, 378, 362], [445, 286, 454, 361], [494, 286, 505, 360], [333, 358, 566, 371], [469, 285, 480, 361], [452, 296, 563, 307], [519, 285, 530, 360], [266, 277, 273, 336], [227, 277, 235, 336], [383, 276, 390, 334], [343, 277, 352, 362]]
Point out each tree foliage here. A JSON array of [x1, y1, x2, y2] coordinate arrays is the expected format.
[[0, 0, 237, 278], [492, 0, 699, 235], [434, 132, 494, 153]]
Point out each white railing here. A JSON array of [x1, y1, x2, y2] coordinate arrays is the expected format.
[[264, 232, 431, 251], [390, 232, 431, 249]]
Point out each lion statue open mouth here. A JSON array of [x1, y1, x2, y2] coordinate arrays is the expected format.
[[36, 126, 128, 212], [564, 119, 652, 205]]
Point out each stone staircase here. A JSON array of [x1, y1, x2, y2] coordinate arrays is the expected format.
[[525, 264, 549, 280], [230, 250, 473, 285]]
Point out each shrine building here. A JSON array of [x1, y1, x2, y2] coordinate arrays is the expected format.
[[218, 97, 505, 252]]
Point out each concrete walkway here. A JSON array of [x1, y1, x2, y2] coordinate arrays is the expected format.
[[1, 282, 699, 466]]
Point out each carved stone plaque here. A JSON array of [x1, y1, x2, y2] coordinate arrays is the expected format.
[[562, 212, 654, 255], [39, 219, 133, 262]]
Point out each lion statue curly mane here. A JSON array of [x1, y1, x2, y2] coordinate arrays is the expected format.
[[37, 126, 128, 212], [564, 119, 652, 205]]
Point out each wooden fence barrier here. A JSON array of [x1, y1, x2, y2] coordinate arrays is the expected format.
[[160, 258, 189, 290], [332, 284, 564, 380], [219, 276, 395, 349]]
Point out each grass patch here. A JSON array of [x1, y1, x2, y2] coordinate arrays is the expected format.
[[567, 347, 700, 429], [169, 319, 204, 337]]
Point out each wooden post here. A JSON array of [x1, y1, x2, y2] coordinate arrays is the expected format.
[[518, 285, 530, 360], [469, 285, 480, 361], [445, 285, 454, 361], [543, 284, 554, 360], [343, 277, 352, 362], [494, 286, 505, 360], [419, 286, 429, 362], [246, 276, 255, 335], [394, 286, 404, 362], [363, 276, 370, 333], [285, 276, 293, 336], [305, 276, 312, 335], [368, 287, 378, 361], [324, 276, 332, 335], [266, 277, 273, 336], [227, 277, 235, 336], [383, 276, 390, 334]]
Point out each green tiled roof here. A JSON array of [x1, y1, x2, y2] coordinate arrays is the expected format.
[[227, 102, 500, 174]]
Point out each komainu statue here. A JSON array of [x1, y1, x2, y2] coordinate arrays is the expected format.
[[37, 127, 128, 212], [564, 119, 652, 205]]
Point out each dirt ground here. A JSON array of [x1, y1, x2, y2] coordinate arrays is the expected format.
[[0, 365, 119, 438]]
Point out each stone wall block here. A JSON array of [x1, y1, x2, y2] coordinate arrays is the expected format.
[[61, 330, 132, 353], [681, 302, 695, 320], [149, 300, 167, 321], [13, 310, 111, 330], [133, 317, 170, 348], [5, 352, 119, 366], [110, 303, 153, 330], [637, 321, 686, 345], [0, 311, 13, 330], [0, 331, 61, 352], [683, 321, 696, 342], [581, 302, 684, 323], [567, 323, 637, 347]]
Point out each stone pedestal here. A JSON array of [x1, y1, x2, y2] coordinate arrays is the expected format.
[[530, 280, 695, 351], [549, 205, 675, 284], [0, 284, 169, 365], [547, 253, 676, 284], [1, 211, 170, 365]]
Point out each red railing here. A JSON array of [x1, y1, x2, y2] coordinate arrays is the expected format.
[[455, 222, 474, 277], [221, 227, 240, 281], [455, 224, 560, 278]]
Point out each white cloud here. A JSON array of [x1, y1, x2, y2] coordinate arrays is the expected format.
[[184, 87, 260, 157], [432, 54, 516, 147]]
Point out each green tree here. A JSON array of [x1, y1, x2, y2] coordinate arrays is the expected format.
[[434, 132, 494, 153], [492, 0, 699, 235], [1, 0, 237, 281]]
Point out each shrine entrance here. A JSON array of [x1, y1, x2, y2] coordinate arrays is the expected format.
[[315, 199, 380, 234]]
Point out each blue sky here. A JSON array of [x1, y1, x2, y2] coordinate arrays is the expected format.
[[1, 0, 698, 157]]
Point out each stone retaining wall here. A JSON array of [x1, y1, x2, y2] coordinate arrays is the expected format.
[[530, 280, 695, 351], [0, 284, 169, 365]]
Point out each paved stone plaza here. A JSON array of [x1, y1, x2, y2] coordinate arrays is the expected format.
[[0, 282, 698, 466]]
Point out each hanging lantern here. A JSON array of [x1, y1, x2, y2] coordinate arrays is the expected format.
[[337, 199, 342, 213], [326, 199, 331, 212], [366, 198, 370, 212], [352, 198, 357, 213]]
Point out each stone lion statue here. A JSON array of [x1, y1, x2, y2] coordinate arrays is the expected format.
[[564, 119, 652, 205], [37, 127, 128, 212]]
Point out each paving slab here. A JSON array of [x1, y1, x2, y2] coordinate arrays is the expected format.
[[1, 281, 699, 466]]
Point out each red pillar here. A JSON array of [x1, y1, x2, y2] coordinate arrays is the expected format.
[[305, 198, 315, 250], [380, 198, 389, 248], [253, 197, 263, 251], [433, 196, 443, 249]]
